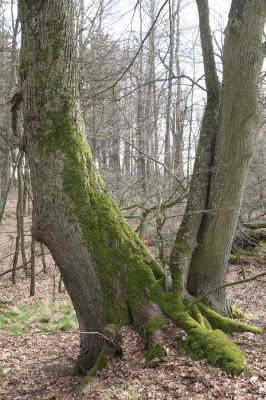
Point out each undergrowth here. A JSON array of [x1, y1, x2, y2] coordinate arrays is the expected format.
[[0, 299, 77, 336]]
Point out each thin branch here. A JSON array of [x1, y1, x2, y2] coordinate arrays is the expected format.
[[189, 272, 266, 307], [95, 0, 169, 96]]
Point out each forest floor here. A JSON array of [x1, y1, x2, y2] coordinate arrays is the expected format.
[[0, 195, 266, 399]]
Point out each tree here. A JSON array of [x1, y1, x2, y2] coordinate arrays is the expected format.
[[170, 0, 266, 315], [19, 0, 263, 376]]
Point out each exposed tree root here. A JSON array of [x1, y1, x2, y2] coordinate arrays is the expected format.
[[79, 284, 262, 380], [147, 285, 262, 375], [139, 300, 167, 367]]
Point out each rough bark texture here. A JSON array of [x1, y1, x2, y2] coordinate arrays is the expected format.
[[19, 0, 106, 371], [19, 0, 262, 376], [170, 0, 220, 289], [187, 0, 266, 314], [19, 0, 165, 373]]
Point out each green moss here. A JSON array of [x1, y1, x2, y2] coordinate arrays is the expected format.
[[229, 249, 251, 265], [231, 304, 251, 320], [146, 344, 166, 368], [249, 228, 266, 241], [145, 318, 165, 334], [189, 304, 212, 329], [149, 291, 257, 374], [258, 240, 266, 251], [82, 351, 107, 383], [228, 254, 239, 264], [39, 99, 165, 326], [197, 302, 261, 334], [185, 327, 247, 375], [52, 39, 62, 60]]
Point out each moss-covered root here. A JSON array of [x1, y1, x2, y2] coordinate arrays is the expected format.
[[185, 327, 247, 375], [157, 292, 257, 375], [81, 351, 107, 384], [197, 302, 262, 334], [231, 304, 251, 320], [146, 343, 166, 368], [138, 300, 167, 368], [144, 317, 167, 367]]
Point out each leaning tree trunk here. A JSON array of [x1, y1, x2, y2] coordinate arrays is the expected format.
[[19, 0, 262, 376], [19, 0, 165, 373], [187, 0, 266, 315]]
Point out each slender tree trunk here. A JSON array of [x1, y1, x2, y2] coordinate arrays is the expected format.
[[170, 0, 220, 290], [40, 243, 48, 273], [30, 236, 36, 296], [20, 155, 28, 270], [136, 5, 146, 193], [172, 0, 183, 179], [187, 0, 266, 314], [12, 155, 23, 284], [164, 0, 175, 174]]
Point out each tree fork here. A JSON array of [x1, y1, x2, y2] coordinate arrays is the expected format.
[[19, 0, 262, 376]]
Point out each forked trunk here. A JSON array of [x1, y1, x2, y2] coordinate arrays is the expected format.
[[19, 0, 263, 376]]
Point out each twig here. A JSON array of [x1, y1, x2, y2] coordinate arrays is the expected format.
[[189, 272, 266, 307], [95, 0, 169, 96]]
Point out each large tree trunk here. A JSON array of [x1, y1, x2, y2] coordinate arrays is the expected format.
[[19, 0, 262, 376], [187, 0, 266, 315], [19, 0, 106, 371], [19, 0, 165, 373]]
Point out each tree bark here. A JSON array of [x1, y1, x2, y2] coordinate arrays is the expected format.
[[187, 0, 266, 315], [19, 0, 106, 371], [19, 0, 263, 376], [19, 0, 164, 373], [170, 0, 220, 290]]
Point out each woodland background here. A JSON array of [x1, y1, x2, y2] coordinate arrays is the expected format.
[[0, 0, 265, 398]]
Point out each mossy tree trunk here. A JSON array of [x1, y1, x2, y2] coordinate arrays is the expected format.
[[18, 0, 166, 373], [171, 0, 266, 315], [19, 0, 262, 376]]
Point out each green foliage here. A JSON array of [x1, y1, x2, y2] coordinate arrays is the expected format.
[[0, 300, 77, 336]]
